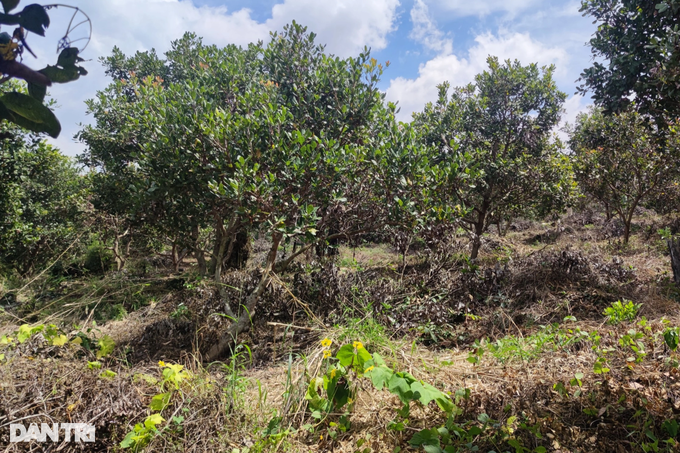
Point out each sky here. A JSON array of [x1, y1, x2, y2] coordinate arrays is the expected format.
[[20, 0, 597, 156]]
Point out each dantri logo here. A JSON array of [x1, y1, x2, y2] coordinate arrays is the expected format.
[[9, 423, 96, 442]]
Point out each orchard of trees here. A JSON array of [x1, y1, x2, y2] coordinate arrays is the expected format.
[[1, 0, 680, 358]]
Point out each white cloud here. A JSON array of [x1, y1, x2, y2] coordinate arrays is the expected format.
[[269, 0, 400, 57], [558, 94, 591, 144], [386, 31, 569, 121], [429, 0, 540, 17], [24, 0, 401, 155], [409, 0, 452, 55]]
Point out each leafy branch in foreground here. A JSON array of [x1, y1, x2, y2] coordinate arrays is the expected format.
[[0, 1, 90, 137]]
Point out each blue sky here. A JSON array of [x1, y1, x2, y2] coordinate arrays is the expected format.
[[24, 0, 597, 155]]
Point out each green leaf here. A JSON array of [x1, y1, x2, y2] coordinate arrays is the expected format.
[[87, 361, 102, 370], [0, 93, 60, 137], [356, 346, 372, 371], [50, 334, 68, 346], [17, 324, 32, 343], [17, 4, 49, 36], [336, 344, 355, 367], [96, 335, 116, 358], [304, 376, 325, 410], [40, 65, 81, 84], [410, 381, 448, 407], [99, 369, 117, 379], [388, 373, 413, 405], [409, 428, 441, 448], [367, 365, 393, 390], [664, 329, 678, 351], [57, 47, 83, 67], [28, 82, 47, 102], [120, 431, 136, 448], [1, 0, 19, 13], [144, 413, 165, 429], [150, 392, 171, 411]]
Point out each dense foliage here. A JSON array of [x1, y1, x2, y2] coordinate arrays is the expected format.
[[0, 128, 87, 275], [413, 57, 574, 258], [569, 108, 680, 243], [0, 1, 88, 137], [578, 0, 680, 123]]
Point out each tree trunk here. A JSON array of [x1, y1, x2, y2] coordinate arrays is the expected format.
[[224, 230, 250, 269], [208, 225, 224, 276], [172, 242, 180, 273], [470, 220, 484, 260], [604, 202, 612, 221], [205, 232, 283, 362], [192, 225, 207, 277], [213, 225, 235, 319], [668, 237, 680, 287], [623, 221, 631, 244]]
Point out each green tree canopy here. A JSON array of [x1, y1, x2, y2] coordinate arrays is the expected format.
[[79, 25, 454, 359], [578, 0, 680, 123], [0, 130, 88, 275], [414, 57, 573, 259], [569, 107, 680, 243]]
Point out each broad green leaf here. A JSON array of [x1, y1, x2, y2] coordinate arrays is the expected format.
[[411, 381, 443, 405], [356, 346, 372, 371], [27, 82, 46, 102], [40, 65, 80, 84], [150, 392, 171, 411], [371, 352, 387, 367], [664, 329, 678, 351], [50, 334, 68, 346], [388, 373, 413, 404], [119, 431, 135, 448], [17, 4, 49, 36], [99, 369, 117, 379], [57, 47, 83, 68], [304, 376, 324, 410], [144, 413, 165, 429], [96, 335, 116, 358], [329, 377, 350, 410], [0, 93, 60, 137], [87, 361, 102, 370], [367, 365, 392, 390], [17, 324, 32, 343], [336, 344, 355, 367], [1, 0, 19, 13], [409, 428, 440, 447]]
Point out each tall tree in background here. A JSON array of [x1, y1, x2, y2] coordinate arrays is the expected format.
[[414, 57, 572, 260], [569, 108, 680, 243], [578, 0, 680, 123]]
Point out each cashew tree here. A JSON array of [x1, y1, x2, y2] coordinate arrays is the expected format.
[[413, 57, 572, 259], [80, 26, 435, 360], [569, 107, 680, 243]]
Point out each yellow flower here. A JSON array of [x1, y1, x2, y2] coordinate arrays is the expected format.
[[365, 366, 374, 372], [158, 361, 165, 367], [320, 337, 332, 348], [353, 341, 363, 349], [330, 369, 337, 379], [323, 350, 331, 359]]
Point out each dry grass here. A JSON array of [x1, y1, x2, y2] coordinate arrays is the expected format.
[[1, 212, 680, 452]]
